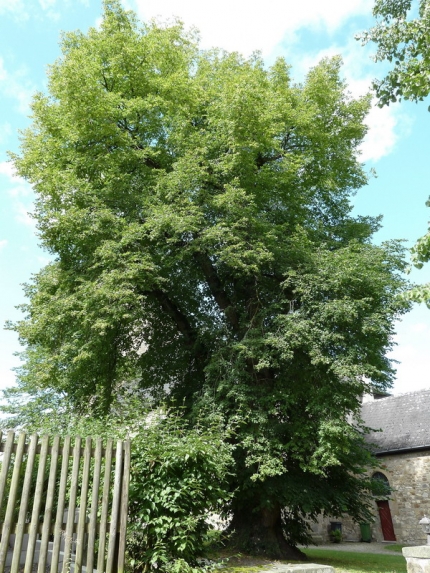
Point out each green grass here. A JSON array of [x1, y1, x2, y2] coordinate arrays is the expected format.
[[209, 548, 407, 573], [382, 544, 405, 553], [302, 548, 406, 573]]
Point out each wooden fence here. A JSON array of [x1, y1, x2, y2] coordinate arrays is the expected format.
[[0, 431, 130, 573]]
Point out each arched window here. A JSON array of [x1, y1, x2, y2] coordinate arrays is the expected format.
[[372, 471, 391, 498], [373, 471, 389, 483]]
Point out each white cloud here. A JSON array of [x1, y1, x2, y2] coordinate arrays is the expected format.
[[0, 161, 31, 197], [131, 0, 373, 56], [0, 367, 16, 391], [0, 162, 36, 231], [0, 162, 15, 179], [39, 0, 56, 9], [38, 0, 60, 21], [0, 57, 35, 115], [15, 202, 35, 228], [0, 240, 8, 251], [389, 306, 430, 394], [0, 0, 63, 21], [410, 322, 430, 334], [0, 0, 29, 20], [360, 105, 399, 163], [0, 123, 12, 145], [37, 255, 52, 265]]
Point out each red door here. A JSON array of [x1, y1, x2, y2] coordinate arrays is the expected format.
[[377, 500, 396, 541]]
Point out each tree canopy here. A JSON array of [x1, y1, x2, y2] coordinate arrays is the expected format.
[[8, 0, 410, 559], [361, 0, 430, 304]]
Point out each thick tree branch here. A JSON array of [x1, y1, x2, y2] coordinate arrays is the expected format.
[[150, 289, 197, 347], [194, 252, 240, 333], [255, 130, 305, 168], [255, 153, 283, 168], [117, 119, 163, 169]]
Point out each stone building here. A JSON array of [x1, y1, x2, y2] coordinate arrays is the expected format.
[[312, 389, 430, 544]]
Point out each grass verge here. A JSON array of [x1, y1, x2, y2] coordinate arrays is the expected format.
[[382, 544, 405, 553], [302, 548, 406, 573]]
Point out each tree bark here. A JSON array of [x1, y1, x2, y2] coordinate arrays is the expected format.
[[227, 504, 307, 561]]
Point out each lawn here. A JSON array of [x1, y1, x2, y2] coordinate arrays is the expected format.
[[301, 548, 406, 573], [219, 548, 407, 573]]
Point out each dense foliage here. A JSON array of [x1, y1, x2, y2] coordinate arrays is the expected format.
[[7, 0, 410, 558], [361, 0, 430, 304]]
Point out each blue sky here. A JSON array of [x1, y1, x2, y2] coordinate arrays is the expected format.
[[1, 0, 430, 394]]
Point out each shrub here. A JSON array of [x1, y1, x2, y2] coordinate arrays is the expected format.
[[127, 412, 233, 572]]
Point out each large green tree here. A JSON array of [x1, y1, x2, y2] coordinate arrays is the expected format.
[[361, 0, 430, 301], [8, 0, 410, 559]]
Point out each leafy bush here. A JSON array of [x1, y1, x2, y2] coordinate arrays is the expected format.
[[329, 529, 342, 543], [127, 412, 233, 572]]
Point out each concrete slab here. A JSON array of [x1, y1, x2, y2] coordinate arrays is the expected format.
[[403, 546, 430, 559]]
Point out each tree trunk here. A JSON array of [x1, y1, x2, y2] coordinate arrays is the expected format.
[[227, 504, 307, 561]]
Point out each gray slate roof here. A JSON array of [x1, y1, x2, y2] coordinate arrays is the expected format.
[[361, 389, 430, 454]]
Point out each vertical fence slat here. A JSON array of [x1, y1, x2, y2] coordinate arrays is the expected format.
[[0, 431, 16, 516], [50, 436, 71, 573], [75, 437, 92, 573], [10, 434, 39, 573], [106, 441, 124, 573], [97, 439, 113, 573], [0, 432, 26, 573], [86, 438, 102, 573], [24, 434, 50, 573], [38, 435, 61, 573], [62, 436, 82, 573], [117, 440, 131, 573], [0, 432, 131, 573]]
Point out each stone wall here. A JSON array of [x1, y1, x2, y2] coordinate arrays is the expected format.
[[312, 450, 430, 545]]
